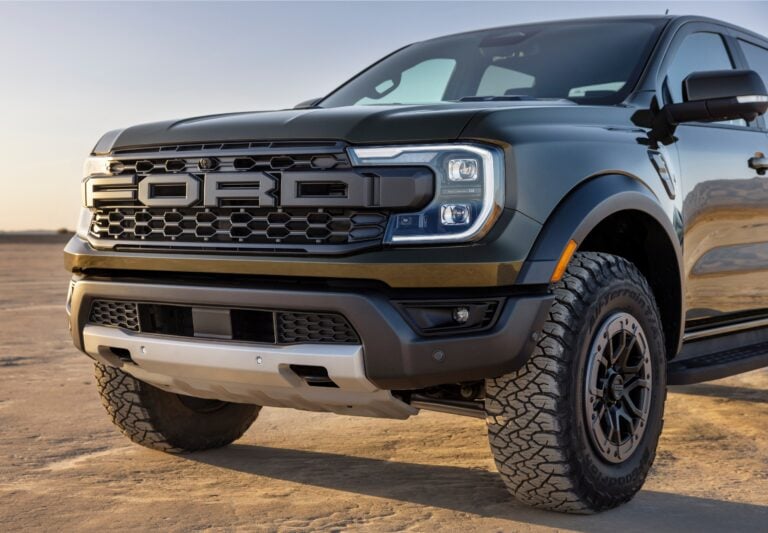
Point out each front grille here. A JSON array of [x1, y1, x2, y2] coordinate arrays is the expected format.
[[87, 141, 392, 254], [88, 299, 359, 345], [110, 140, 345, 158], [89, 300, 140, 331], [90, 207, 387, 247]]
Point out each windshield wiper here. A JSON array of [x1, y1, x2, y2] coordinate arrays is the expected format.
[[457, 95, 536, 102], [456, 95, 576, 104]]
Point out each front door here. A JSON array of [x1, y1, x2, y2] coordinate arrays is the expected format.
[[663, 28, 768, 323]]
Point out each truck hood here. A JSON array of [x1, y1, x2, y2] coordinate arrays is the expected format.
[[102, 101, 577, 152]]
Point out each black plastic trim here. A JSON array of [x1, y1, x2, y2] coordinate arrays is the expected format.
[[392, 298, 504, 336], [517, 173, 685, 355], [70, 278, 552, 390], [670, 327, 768, 386]]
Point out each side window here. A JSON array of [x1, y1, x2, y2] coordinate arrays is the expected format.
[[476, 65, 535, 97], [665, 32, 735, 104], [356, 58, 456, 105], [740, 40, 768, 86]]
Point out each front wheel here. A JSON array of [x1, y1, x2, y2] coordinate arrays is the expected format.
[[95, 363, 260, 453], [485, 252, 667, 513]]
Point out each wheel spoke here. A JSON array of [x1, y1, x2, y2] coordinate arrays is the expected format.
[[622, 393, 644, 418], [592, 403, 606, 430], [610, 329, 627, 366], [617, 405, 635, 429], [604, 407, 616, 444], [613, 408, 623, 444], [590, 375, 606, 399], [624, 378, 649, 393], [617, 335, 638, 371], [607, 333, 615, 362]]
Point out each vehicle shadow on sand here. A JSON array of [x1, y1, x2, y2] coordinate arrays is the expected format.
[[186, 445, 766, 532], [671, 383, 768, 404]]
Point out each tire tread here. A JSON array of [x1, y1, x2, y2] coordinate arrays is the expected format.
[[95, 363, 257, 453], [485, 252, 664, 513]]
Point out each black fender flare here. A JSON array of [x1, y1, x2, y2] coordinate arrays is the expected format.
[[517, 173, 684, 353]]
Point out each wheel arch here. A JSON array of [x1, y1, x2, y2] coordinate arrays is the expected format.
[[517, 173, 684, 357]]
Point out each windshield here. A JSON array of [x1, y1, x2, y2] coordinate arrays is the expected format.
[[320, 19, 666, 107]]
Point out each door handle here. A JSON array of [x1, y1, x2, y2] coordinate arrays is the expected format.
[[750, 153, 768, 175]]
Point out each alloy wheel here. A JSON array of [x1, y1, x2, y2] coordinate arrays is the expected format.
[[584, 312, 653, 463]]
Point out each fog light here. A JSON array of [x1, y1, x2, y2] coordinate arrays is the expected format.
[[394, 299, 503, 336], [441, 204, 471, 226], [453, 307, 470, 324], [395, 213, 422, 229], [448, 158, 479, 181]]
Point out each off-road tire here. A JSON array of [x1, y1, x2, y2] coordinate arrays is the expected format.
[[485, 252, 667, 513], [95, 363, 260, 453]]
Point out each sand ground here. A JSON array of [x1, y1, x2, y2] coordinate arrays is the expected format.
[[0, 242, 766, 532]]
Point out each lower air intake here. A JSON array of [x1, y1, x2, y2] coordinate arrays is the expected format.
[[88, 300, 359, 345], [89, 300, 140, 331]]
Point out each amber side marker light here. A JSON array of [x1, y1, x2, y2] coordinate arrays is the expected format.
[[551, 240, 578, 283]]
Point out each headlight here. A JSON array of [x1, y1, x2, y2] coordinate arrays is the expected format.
[[348, 144, 504, 244], [82, 156, 111, 178], [75, 206, 92, 239], [78, 156, 112, 240]]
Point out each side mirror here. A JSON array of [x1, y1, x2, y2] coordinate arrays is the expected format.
[[294, 97, 322, 109], [632, 70, 768, 145], [671, 70, 768, 123]]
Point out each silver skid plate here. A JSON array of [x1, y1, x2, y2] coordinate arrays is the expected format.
[[83, 325, 416, 419]]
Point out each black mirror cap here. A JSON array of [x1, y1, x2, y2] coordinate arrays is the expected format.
[[684, 69, 766, 102], [668, 70, 768, 124]]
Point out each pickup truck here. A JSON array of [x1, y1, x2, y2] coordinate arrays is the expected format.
[[65, 15, 768, 513]]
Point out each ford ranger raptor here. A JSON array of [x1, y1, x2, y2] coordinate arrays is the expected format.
[[65, 16, 768, 513]]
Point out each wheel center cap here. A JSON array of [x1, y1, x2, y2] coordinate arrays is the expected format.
[[608, 374, 625, 400]]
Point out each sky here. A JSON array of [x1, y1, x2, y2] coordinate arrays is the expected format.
[[1, 1, 767, 231]]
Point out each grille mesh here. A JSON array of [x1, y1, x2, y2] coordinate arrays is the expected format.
[[90, 207, 387, 246], [90, 300, 140, 331], [110, 140, 345, 158], [277, 312, 360, 344], [107, 153, 349, 173], [87, 300, 359, 345]]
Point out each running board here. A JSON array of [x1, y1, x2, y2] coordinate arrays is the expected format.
[[409, 395, 485, 419], [668, 340, 768, 385]]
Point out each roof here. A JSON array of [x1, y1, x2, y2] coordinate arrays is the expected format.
[[418, 15, 766, 46]]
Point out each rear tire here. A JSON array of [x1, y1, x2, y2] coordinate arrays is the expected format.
[[485, 252, 666, 513], [95, 363, 260, 453]]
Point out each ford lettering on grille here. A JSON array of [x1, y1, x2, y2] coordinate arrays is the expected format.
[[85, 173, 281, 208], [86, 171, 431, 210], [82, 148, 433, 253]]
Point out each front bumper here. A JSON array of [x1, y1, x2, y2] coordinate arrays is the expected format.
[[69, 278, 553, 392]]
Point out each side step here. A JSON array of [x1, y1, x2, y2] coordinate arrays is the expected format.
[[667, 328, 768, 385]]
